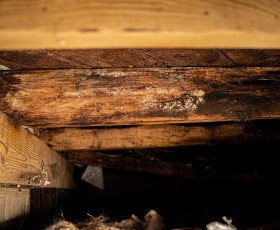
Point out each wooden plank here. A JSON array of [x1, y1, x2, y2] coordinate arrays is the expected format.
[[0, 111, 74, 188], [0, 0, 279, 49], [62, 149, 272, 185], [1, 49, 279, 71], [220, 49, 280, 67], [0, 188, 30, 223], [1, 67, 280, 127], [0, 49, 234, 70], [142, 49, 280, 67], [39, 121, 280, 151]]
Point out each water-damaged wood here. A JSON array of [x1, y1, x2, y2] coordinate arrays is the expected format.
[[0, 67, 279, 127], [39, 121, 280, 151], [0, 111, 74, 188]]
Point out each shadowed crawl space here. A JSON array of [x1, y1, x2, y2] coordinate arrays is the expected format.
[[29, 143, 280, 230]]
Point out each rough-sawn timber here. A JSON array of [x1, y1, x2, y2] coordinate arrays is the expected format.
[[0, 111, 74, 188], [39, 121, 280, 151], [0, 67, 279, 127]]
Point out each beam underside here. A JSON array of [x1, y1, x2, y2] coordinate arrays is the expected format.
[[0, 0, 279, 49]]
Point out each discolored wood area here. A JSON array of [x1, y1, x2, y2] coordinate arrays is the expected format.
[[0, 48, 280, 229], [0, 0, 280, 227], [1, 67, 280, 127], [39, 120, 280, 151]]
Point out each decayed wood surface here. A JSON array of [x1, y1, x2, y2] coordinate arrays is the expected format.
[[39, 121, 280, 151], [0, 0, 279, 49], [0, 111, 74, 188], [1, 49, 279, 70], [1, 67, 279, 127], [62, 149, 272, 185]]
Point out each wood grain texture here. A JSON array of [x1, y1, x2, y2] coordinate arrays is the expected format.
[[0, 0, 279, 49], [0, 188, 30, 223], [0, 49, 232, 70], [221, 49, 280, 67], [0, 111, 74, 188], [39, 121, 280, 151], [1, 67, 280, 127], [0, 49, 279, 70]]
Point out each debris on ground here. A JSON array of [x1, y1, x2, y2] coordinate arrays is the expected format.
[[206, 216, 237, 230], [46, 210, 165, 230]]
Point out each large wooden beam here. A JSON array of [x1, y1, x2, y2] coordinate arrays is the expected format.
[[0, 111, 74, 188], [1, 49, 279, 70], [0, 0, 279, 49], [39, 121, 280, 151], [1, 67, 279, 127]]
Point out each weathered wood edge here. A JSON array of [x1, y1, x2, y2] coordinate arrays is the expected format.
[[39, 121, 280, 151], [0, 111, 74, 188], [1, 67, 280, 127], [0, 49, 279, 70]]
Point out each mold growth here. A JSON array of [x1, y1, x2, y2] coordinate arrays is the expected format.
[[159, 89, 205, 112], [0, 65, 11, 71]]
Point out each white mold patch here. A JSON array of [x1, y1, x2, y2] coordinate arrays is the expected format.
[[159, 89, 205, 112], [95, 70, 130, 77], [0, 64, 11, 70]]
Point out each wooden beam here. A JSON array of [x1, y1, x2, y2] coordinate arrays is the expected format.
[[0, 111, 74, 188], [1, 67, 280, 127], [0, 0, 279, 49], [62, 149, 273, 185], [39, 121, 280, 151], [1, 49, 279, 70]]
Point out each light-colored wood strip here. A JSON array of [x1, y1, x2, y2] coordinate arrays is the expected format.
[[1, 67, 280, 127], [0, 188, 30, 223], [39, 121, 280, 151], [0, 0, 279, 49], [0, 111, 74, 188]]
